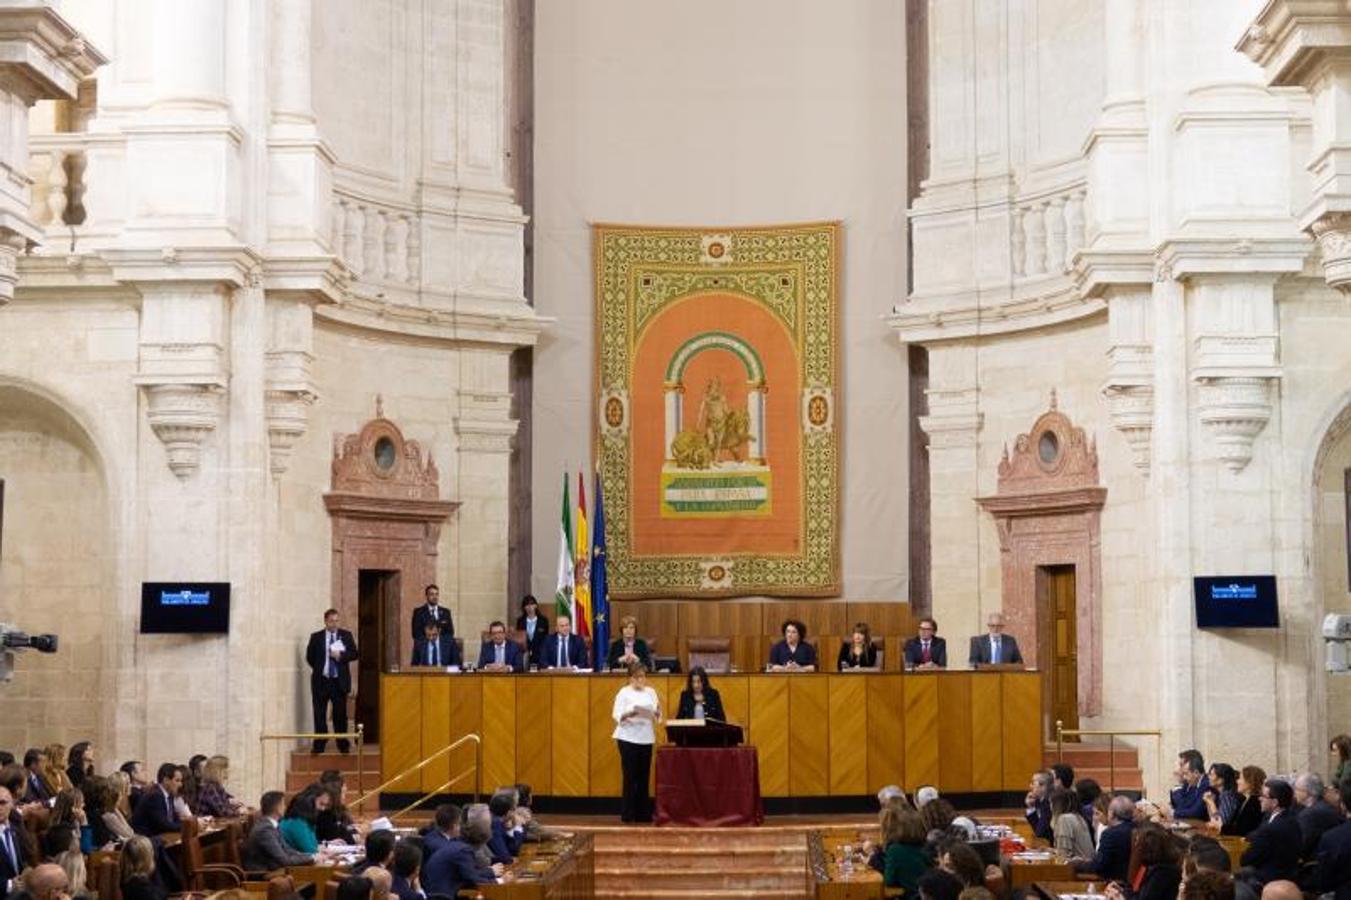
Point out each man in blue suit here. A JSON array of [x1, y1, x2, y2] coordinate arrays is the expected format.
[[411, 620, 460, 668], [421, 804, 459, 860], [1072, 795, 1135, 881], [541, 614, 587, 670], [478, 621, 524, 672], [422, 804, 503, 895]]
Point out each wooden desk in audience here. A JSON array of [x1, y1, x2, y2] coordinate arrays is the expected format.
[[380, 670, 1042, 799], [468, 833, 595, 899]]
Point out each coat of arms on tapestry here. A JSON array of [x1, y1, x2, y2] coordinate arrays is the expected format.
[[594, 222, 841, 598]]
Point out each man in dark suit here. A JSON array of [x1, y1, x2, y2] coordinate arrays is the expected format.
[[422, 804, 503, 895], [1295, 772, 1343, 859], [0, 786, 36, 897], [968, 612, 1024, 667], [1316, 816, 1351, 900], [541, 614, 586, 670], [478, 621, 524, 673], [411, 620, 460, 668], [421, 804, 460, 861], [514, 595, 548, 667], [411, 584, 454, 645], [306, 608, 359, 753], [1072, 795, 1135, 881], [1024, 771, 1054, 840], [130, 763, 183, 836], [902, 617, 947, 669], [242, 791, 313, 871], [120, 760, 150, 812], [22, 750, 50, 803], [1241, 779, 1303, 886]]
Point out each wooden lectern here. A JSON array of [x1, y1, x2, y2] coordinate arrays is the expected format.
[[664, 718, 744, 748]]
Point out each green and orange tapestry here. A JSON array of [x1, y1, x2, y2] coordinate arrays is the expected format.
[[594, 222, 841, 598]]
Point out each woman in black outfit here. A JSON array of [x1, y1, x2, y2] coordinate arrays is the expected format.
[[514, 595, 549, 666], [675, 667, 725, 721], [1218, 765, 1266, 837], [1105, 823, 1182, 900], [838, 622, 879, 670]]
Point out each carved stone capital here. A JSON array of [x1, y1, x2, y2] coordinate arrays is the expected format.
[[1195, 375, 1276, 472], [1101, 382, 1154, 475], [919, 387, 983, 449], [1310, 212, 1351, 292], [265, 387, 316, 476], [138, 381, 226, 478]]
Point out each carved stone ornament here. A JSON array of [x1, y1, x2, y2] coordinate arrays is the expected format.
[[265, 388, 316, 476], [142, 382, 226, 478], [329, 397, 442, 501], [1195, 376, 1274, 472], [993, 390, 1101, 494], [1310, 212, 1351, 293], [1102, 383, 1153, 475]]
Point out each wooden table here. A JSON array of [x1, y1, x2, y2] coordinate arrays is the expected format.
[[1006, 852, 1077, 889], [814, 831, 885, 899], [467, 833, 595, 899], [1033, 880, 1105, 900]]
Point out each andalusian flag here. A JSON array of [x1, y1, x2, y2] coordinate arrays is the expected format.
[[554, 474, 575, 622], [574, 472, 592, 638], [590, 469, 610, 669]]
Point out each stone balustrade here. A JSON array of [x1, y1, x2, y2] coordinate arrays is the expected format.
[[27, 137, 88, 230], [1011, 183, 1087, 280], [330, 189, 421, 290]]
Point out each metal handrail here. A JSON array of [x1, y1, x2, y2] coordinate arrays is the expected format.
[[351, 733, 482, 812], [1055, 721, 1163, 797], [259, 726, 365, 811], [388, 765, 479, 822]]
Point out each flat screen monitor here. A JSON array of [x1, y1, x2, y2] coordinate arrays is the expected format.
[[140, 582, 231, 634], [1193, 575, 1279, 629]]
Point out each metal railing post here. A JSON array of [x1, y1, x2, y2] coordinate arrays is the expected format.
[[1056, 719, 1064, 763]]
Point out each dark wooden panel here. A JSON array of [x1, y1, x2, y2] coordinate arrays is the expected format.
[[679, 601, 764, 636], [516, 675, 552, 795], [845, 601, 914, 637], [937, 674, 973, 793], [761, 601, 849, 642]]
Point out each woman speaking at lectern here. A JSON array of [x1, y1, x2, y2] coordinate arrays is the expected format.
[[612, 659, 662, 823], [676, 666, 725, 721]]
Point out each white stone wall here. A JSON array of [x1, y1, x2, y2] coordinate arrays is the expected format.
[[532, 0, 911, 602]]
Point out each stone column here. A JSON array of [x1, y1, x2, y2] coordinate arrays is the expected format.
[[270, 0, 314, 125], [0, 5, 105, 304], [151, 0, 227, 110]]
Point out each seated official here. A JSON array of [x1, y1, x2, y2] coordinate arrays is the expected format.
[[195, 755, 243, 818], [487, 790, 524, 865], [968, 611, 1023, 667], [1106, 824, 1181, 900], [478, 620, 524, 672], [881, 805, 931, 893], [242, 791, 313, 871], [837, 622, 879, 670], [423, 804, 506, 895], [676, 666, 726, 721], [421, 803, 459, 860], [278, 792, 320, 855], [389, 841, 423, 900], [606, 615, 652, 671], [541, 614, 587, 670], [1169, 750, 1213, 820], [768, 619, 817, 672], [903, 617, 947, 669], [515, 595, 548, 667], [1239, 779, 1302, 886], [1072, 795, 1135, 881], [129, 764, 182, 837], [411, 620, 460, 668]]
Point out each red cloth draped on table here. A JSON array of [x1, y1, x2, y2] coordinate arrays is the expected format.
[[654, 746, 764, 827]]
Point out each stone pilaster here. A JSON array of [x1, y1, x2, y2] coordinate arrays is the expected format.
[[1101, 287, 1154, 475]]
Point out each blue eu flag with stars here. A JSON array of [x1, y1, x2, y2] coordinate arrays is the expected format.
[[591, 469, 609, 669]]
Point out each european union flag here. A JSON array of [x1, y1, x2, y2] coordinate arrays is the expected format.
[[590, 469, 609, 669]]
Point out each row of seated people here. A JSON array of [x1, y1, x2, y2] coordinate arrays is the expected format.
[[414, 608, 1025, 674], [0, 736, 555, 900]]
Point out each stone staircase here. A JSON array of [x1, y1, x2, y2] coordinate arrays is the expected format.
[[585, 826, 813, 899], [285, 745, 383, 795], [1044, 742, 1146, 794]]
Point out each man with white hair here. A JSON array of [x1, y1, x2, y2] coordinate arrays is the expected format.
[[1294, 772, 1342, 859], [968, 612, 1023, 667], [916, 786, 939, 808], [876, 784, 907, 807]]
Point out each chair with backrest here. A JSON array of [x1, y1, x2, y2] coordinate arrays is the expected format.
[[687, 637, 732, 673], [179, 816, 245, 891]]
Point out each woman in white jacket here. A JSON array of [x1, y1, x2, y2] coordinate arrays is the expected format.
[[612, 659, 662, 823]]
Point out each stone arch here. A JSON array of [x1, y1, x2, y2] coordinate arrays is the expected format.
[[662, 330, 769, 465], [0, 379, 114, 754], [1308, 393, 1351, 760]]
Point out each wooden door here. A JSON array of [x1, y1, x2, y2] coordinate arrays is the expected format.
[[1038, 565, 1079, 739], [357, 569, 399, 743]]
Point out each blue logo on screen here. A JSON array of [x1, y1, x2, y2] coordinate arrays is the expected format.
[[161, 590, 211, 607], [1210, 583, 1258, 601]]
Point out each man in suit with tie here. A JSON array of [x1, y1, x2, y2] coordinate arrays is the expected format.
[[0, 786, 36, 897], [411, 584, 454, 645], [130, 764, 183, 836], [412, 620, 460, 668], [478, 621, 524, 673], [306, 609, 359, 754], [1071, 794, 1135, 881], [242, 791, 313, 871], [902, 618, 947, 669], [1241, 778, 1304, 886], [968, 612, 1024, 668], [542, 614, 586, 670]]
